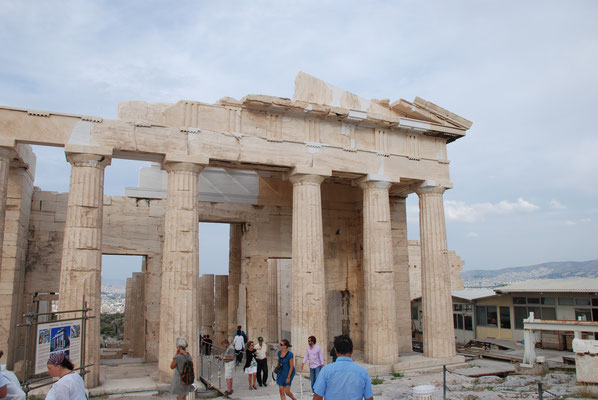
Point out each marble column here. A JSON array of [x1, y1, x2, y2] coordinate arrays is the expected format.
[[214, 275, 228, 346], [58, 152, 111, 388], [359, 178, 398, 364], [415, 183, 455, 358], [228, 223, 242, 337], [390, 195, 413, 354], [289, 170, 327, 358], [0, 148, 10, 272], [158, 161, 203, 381], [200, 274, 215, 337]]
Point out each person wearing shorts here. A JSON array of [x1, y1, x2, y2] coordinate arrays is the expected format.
[[220, 339, 235, 396], [244, 341, 258, 390]]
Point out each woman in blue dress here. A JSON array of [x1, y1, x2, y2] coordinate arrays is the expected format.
[[276, 339, 296, 400]]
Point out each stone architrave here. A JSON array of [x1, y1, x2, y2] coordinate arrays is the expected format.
[[214, 275, 228, 345], [58, 151, 111, 388], [390, 195, 413, 354], [289, 168, 329, 358], [359, 178, 398, 364], [200, 274, 215, 337], [416, 182, 456, 358], [228, 224, 242, 337], [157, 161, 203, 381]]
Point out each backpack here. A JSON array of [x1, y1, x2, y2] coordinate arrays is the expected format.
[[179, 354, 195, 385]]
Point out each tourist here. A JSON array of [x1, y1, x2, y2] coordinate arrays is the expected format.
[[169, 337, 194, 400], [0, 350, 25, 400], [44, 353, 86, 400], [276, 339, 296, 400], [301, 336, 325, 393], [219, 339, 235, 396], [329, 336, 338, 363], [313, 335, 373, 400], [204, 335, 213, 356], [233, 328, 245, 365], [255, 336, 268, 387], [244, 341, 258, 390]]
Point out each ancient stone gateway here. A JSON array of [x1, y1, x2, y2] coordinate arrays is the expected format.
[[0, 72, 471, 387]]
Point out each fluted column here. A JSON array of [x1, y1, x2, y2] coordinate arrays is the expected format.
[[214, 275, 228, 345], [158, 161, 203, 380], [416, 183, 455, 358], [0, 148, 10, 272], [228, 224, 242, 337], [289, 170, 327, 359], [58, 152, 111, 388], [200, 274, 215, 336], [390, 195, 413, 354], [359, 179, 398, 364]]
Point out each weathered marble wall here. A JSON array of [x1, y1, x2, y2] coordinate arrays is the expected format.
[[0, 162, 35, 366], [408, 239, 465, 300]]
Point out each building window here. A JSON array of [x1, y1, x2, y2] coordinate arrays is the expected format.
[[476, 306, 487, 326], [527, 297, 540, 304], [542, 307, 556, 320], [576, 298, 591, 306], [514, 306, 528, 329], [575, 309, 592, 321], [454, 314, 464, 330], [464, 315, 473, 331], [558, 297, 574, 306], [592, 298, 598, 307], [514, 297, 526, 305], [500, 307, 511, 329], [541, 297, 555, 305], [476, 306, 498, 327]]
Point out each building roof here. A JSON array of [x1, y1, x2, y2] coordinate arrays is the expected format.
[[451, 288, 496, 301], [494, 278, 598, 294]]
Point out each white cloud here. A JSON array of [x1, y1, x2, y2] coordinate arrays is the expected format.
[[444, 198, 539, 223], [564, 220, 576, 226], [466, 232, 479, 238], [580, 218, 592, 223], [549, 199, 567, 209]]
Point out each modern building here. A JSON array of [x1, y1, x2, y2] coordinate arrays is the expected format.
[[412, 279, 598, 349]]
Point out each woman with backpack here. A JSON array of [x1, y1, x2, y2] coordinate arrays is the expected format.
[[170, 337, 194, 400]]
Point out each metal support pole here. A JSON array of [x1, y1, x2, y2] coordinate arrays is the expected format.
[[80, 296, 88, 378], [443, 365, 447, 399], [538, 382, 543, 400]]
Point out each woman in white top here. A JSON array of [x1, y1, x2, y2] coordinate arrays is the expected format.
[[45, 353, 86, 400]]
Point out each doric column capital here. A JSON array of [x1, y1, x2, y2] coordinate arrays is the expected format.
[[163, 161, 204, 175], [287, 165, 330, 185], [66, 152, 111, 169], [355, 174, 395, 191], [414, 180, 451, 196], [288, 173, 325, 185]]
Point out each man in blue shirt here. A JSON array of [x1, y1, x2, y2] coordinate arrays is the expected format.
[[313, 335, 373, 400]]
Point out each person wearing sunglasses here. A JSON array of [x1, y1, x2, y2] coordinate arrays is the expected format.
[[275, 339, 296, 400]]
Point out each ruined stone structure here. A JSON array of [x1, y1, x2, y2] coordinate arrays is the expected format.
[[0, 73, 471, 387]]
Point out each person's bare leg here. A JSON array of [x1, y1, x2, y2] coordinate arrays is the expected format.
[[252, 373, 257, 388], [279, 385, 286, 400], [226, 378, 233, 392], [248, 373, 252, 388], [285, 385, 297, 400]]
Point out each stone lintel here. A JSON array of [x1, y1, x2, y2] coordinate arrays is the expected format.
[[163, 153, 209, 166], [65, 144, 113, 158], [289, 165, 331, 177]]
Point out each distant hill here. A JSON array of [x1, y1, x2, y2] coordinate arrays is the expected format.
[[462, 259, 598, 288]]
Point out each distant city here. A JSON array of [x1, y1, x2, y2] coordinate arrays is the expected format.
[[101, 284, 126, 314], [100, 259, 598, 314]]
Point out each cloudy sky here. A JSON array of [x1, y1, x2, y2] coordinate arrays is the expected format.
[[1, 1, 597, 283]]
